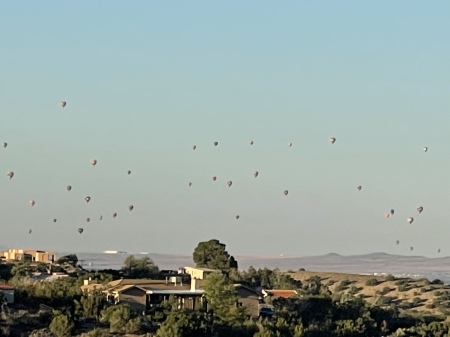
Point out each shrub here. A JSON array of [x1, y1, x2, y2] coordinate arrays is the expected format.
[[385, 274, 395, 281], [398, 284, 408, 292], [49, 313, 74, 337], [431, 279, 444, 285], [365, 278, 378, 286]]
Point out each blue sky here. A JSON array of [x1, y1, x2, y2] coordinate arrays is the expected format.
[[1, 2, 450, 257]]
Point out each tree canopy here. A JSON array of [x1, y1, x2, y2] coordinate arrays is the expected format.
[[122, 255, 159, 278], [193, 239, 238, 272]]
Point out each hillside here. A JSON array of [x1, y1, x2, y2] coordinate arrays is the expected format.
[[287, 270, 450, 316]]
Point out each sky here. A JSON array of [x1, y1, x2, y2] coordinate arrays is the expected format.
[[1, 2, 450, 257]]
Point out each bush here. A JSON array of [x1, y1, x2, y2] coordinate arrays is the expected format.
[[49, 312, 74, 337], [385, 274, 395, 281], [398, 284, 408, 292], [81, 328, 107, 337], [431, 279, 444, 285], [365, 278, 378, 286]]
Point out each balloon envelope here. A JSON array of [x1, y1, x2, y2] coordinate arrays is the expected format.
[[390, 209, 395, 215], [6, 171, 14, 180], [253, 171, 259, 178], [78, 228, 84, 234], [66, 185, 72, 191], [29, 200, 35, 206], [90, 159, 97, 166], [330, 137, 336, 144], [192, 145, 197, 150], [417, 206, 424, 214], [85, 196, 91, 203], [112, 212, 117, 218], [284, 190, 289, 196], [407, 217, 414, 224], [3, 143, 7, 148], [385, 213, 390, 219], [212, 176, 217, 181], [128, 205, 134, 211], [60, 101, 66, 108], [214, 141, 218, 146], [227, 181, 232, 187], [236, 215, 240, 220], [423, 147, 428, 152], [357, 185, 362, 191]]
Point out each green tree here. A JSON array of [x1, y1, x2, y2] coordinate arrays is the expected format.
[[49, 311, 74, 337], [203, 272, 245, 324], [57, 254, 78, 267], [101, 304, 141, 333], [77, 290, 107, 321], [122, 255, 159, 278], [193, 239, 237, 272]]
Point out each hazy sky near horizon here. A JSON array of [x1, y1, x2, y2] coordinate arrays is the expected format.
[[1, 2, 450, 257]]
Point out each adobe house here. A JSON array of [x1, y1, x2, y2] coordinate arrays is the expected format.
[[0, 284, 15, 304], [0, 249, 56, 263], [84, 277, 206, 312], [234, 284, 263, 318], [262, 289, 298, 304]]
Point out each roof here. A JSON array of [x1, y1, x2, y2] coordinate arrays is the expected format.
[[234, 284, 260, 295], [262, 289, 298, 298], [185, 267, 220, 272], [0, 284, 14, 290], [146, 289, 205, 295], [113, 285, 148, 293], [104, 279, 191, 293]]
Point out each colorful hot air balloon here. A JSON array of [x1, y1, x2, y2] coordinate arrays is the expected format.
[[60, 101, 66, 108], [253, 171, 259, 178], [78, 228, 84, 234], [330, 137, 336, 144], [29, 200, 35, 207], [85, 196, 91, 203], [66, 185, 72, 192], [407, 217, 414, 224], [417, 206, 424, 214], [227, 181, 232, 188], [6, 171, 14, 180], [90, 159, 97, 166], [284, 190, 289, 196], [385, 213, 390, 219]]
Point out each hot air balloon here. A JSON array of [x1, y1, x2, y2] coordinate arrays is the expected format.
[[60, 101, 66, 108], [29, 229, 32, 234], [410, 247, 413, 252], [390, 209, 395, 215], [3, 143, 7, 148], [85, 196, 91, 203], [212, 176, 217, 181], [253, 171, 259, 178], [423, 147, 428, 152], [193, 145, 197, 150], [128, 205, 134, 211], [78, 228, 84, 234], [284, 190, 289, 196], [29, 200, 35, 207], [188, 182, 192, 187], [330, 137, 336, 144], [417, 206, 424, 214], [6, 171, 14, 180], [288, 142, 293, 147], [438, 248, 441, 253], [227, 181, 232, 188], [385, 213, 390, 219], [90, 159, 97, 166], [214, 141, 219, 146], [236, 215, 240, 220], [86, 218, 90, 223], [66, 185, 72, 192], [53, 219, 57, 223], [396, 240, 399, 245], [127, 170, 131, 175], [407, 217, 414, 224], [112, 212, 117, 218], [99, 215, 103, 220], [249, 140, 254, 145], [357, 185, 362, 191]]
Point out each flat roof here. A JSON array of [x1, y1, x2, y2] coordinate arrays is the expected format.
[[146, 290, 205, 295]]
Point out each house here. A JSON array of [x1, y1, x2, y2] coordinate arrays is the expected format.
[[262, 289, 298, 304], [82, 277, 206, 312], [0, 284, 14, 304], [184, 267, 220, 280], [234, 284, 262, 318], [0, 248, 56, 263]]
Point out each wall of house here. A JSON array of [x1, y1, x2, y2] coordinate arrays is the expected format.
[[0, 290, 14, 304], [236, 288, 260, 318], [120, 288, 147, 312]]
